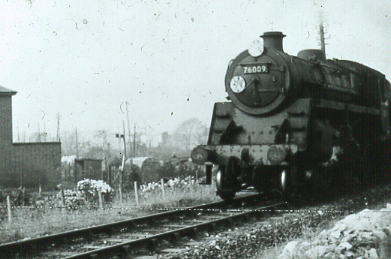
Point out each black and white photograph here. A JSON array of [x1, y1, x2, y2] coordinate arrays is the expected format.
[[0, 0, 390, 258]]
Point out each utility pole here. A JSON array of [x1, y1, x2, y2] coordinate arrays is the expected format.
[[115, 128, 126, 204], [56, 113, 61, 141], [115, 131, 126, 160], [37, 122, 41, 142], [115, 128, 127, 163], [133, 123, 136, 158], [107, 142, 111, 185], [43, 120, 47, 142], [122, 120, 127, 158], [75, 128, 79, 158], [125, 101, 132, 157]]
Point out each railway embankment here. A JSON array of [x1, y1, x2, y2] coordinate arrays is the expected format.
[[279, 205, 391, 258], [162, 183, 391, 259]]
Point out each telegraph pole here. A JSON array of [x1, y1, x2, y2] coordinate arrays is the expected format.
[[114, 125, 127, 167], [43, 120, 47, 142], [75, 128, 79, 158], [37, 122, 41, 142], [122, 120, 127, 158], [125, 101, 132, 157], [133, 123, 136, 158], [56, 113, 61, 141], [115, 127, 126, 204]]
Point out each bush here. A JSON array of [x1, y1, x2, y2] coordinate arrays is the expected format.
[[77, 179, 113, 203], [139, 176, 197, 198], [55, 179, 113, 209], [56, 189, 85, 209], [0, 188, 30, 206]]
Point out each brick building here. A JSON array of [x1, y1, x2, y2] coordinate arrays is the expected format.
[[0, 86, 61, 188]]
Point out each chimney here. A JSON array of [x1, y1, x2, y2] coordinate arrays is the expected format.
[[261, 31, 285, 52]]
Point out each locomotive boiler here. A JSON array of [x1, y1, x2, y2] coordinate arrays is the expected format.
[[191, 31, 391, 201]]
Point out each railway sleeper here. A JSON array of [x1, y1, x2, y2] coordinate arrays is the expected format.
[[148, 238, 158, 251], [120, 245, 131, 256], [83, 230, 95, 242], [172, 232, 182, 241]]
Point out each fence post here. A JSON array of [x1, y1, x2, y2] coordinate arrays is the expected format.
[[38, 184, 42, 196], [119, 183, 123, 204], [161, 178, 165, 199], [119, 155, 125, 204], [134, 181, 139, 207], [61, 185, 65, 206], [7, 195, 12, 224], [98, 191, 103, 210], [22, 187, 26, 206]]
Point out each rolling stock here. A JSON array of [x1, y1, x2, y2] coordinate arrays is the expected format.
[[191, 31, 391, 201]]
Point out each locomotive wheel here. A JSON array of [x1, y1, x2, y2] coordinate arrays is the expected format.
[[216, 169, 235, 202], [280, 169, 288, 192], [280, 168, 295, 201], [216, 157, 240, 202]]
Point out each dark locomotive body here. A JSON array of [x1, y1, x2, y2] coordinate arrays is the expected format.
[[192, 31, 391, 201]]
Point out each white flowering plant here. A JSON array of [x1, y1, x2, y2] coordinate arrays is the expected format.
[[76, 179, 113, 204], [139, 176, 197, 198], [56, 189, 85, 209]]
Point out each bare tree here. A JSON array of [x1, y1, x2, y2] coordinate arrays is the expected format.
[[172, 118, 208, 152]]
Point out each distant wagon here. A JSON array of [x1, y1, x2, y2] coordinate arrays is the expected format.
[[61, 156, 103, 184], [75, 158, 103, 180], [125, 157, 161, 183]]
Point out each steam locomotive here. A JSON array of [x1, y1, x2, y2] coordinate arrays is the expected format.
[[191, 31, 391, 201]]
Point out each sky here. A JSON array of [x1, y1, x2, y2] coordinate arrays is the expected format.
[[0, 0, 390, 144]]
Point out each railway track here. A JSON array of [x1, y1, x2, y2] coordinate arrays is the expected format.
[[0, 194, 285, 258]]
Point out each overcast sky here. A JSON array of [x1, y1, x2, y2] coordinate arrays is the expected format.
[[1, 0, 390, 143]]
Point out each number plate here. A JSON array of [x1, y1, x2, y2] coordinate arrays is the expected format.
[[242, 64, 269, 74]]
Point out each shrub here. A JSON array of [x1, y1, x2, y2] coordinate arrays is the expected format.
[[55, 179, 113, 209], [56, 189, 85, 209], [139, 176, 197, 198], [77, 179, 113, 203]]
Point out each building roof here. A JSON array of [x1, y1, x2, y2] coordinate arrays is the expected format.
[[61, 155, 103, 165], [0, 86, 17, 96], [125, 157, 157, 168], [61, 155, 77, 165]]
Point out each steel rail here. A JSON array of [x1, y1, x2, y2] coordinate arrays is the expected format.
[[66, 201, 286, 259], [0, 194, 261, 256]]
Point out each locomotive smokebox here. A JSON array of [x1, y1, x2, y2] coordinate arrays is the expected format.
[[261, 31, 285, 52]]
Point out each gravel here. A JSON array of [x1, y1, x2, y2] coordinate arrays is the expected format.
[[280, 205, 391, 258], [160, 184, 391, 259]]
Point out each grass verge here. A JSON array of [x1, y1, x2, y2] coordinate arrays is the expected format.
[[0, 183, 218, 243]]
